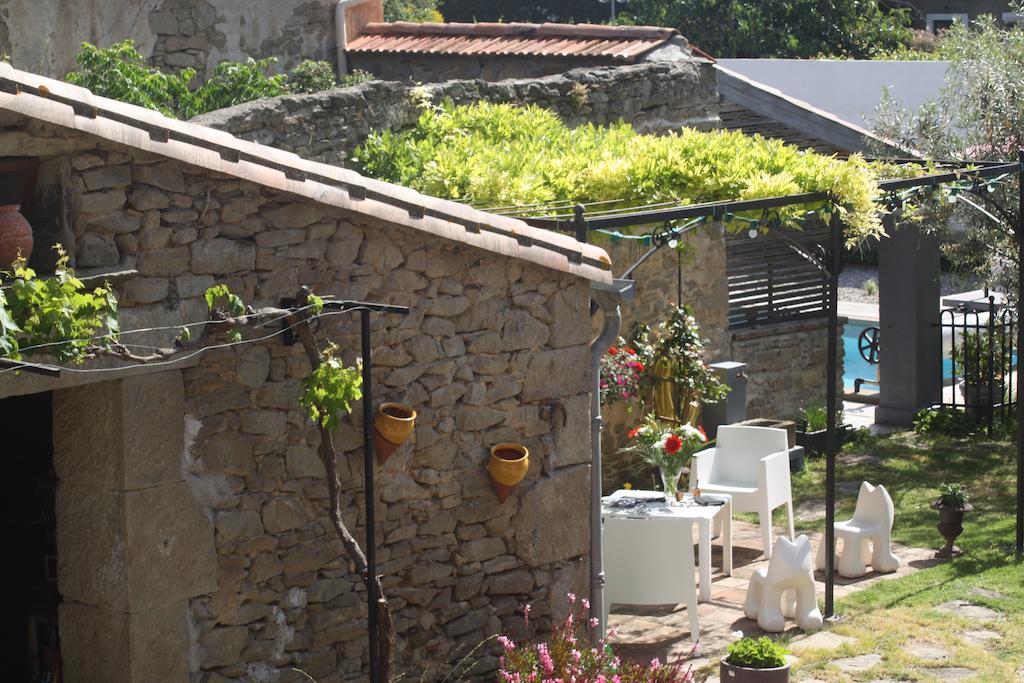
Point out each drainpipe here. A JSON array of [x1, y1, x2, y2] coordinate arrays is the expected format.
[[335, 0, 374, 78], [589, 278, 635, 639]]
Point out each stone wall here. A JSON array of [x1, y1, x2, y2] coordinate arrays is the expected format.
[[596, 224, 730, 490], [728, 317, 846, 421], [0, 0, 337, 80], [3, 118, 595, 681], [192, 61, 721, 167]]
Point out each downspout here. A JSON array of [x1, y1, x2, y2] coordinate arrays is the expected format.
[[335, 0, 369, 79], [589, 278, 635, 638]]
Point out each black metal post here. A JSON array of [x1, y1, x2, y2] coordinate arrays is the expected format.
[[360, 308, 381, 683], [1016, 152, 1024, 554], [574, 204, 588, 244], [824, 212, 842, 618]]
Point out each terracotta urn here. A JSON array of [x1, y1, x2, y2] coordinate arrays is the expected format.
[[487, 442, 529, 502], [372, 402, 417, 465], [0, 204, 33, 270]]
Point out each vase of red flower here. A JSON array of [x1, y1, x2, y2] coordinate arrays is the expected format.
[[622, 417, 708, 503]]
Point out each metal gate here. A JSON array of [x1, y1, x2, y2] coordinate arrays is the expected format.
[[940, 296, 1017, 433]]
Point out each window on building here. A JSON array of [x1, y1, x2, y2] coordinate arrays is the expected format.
[[926, 13, 969, 33]]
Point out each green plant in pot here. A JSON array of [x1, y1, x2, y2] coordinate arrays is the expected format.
[[954, 329, 1013, 409], [931, 482, 972, 559], [721, 635, 790, 682], [795, 405, 829, 456]]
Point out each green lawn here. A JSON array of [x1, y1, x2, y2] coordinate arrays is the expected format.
[[781, 431, 1024, 681]]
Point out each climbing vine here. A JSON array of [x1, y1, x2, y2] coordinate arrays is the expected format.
[[355, 101, 889, 241], [0, 248, 118, 362]]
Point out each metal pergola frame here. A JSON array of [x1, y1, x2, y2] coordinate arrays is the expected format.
[[523, 158, 1024, 619]]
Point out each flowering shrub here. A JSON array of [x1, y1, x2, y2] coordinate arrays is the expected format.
[[599, 344, 648, 405], [498, 594, 694, 682]]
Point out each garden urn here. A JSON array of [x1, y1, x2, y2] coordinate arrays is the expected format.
[[720, 659, 790, 682], [488, 443, 529, 502], [0, 204, 33, 270], [932, 500, 973, 559], [372, 402, 416, 464]]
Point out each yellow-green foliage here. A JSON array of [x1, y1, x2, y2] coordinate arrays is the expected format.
[[355, 101, 886, 241]]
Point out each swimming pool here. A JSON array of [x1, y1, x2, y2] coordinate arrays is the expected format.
[[843, 320, 879, 392], [843, 319, 984, 392]]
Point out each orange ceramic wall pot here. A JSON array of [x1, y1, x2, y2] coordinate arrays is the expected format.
[[372, 402, 417, 465], [487, 443, 529, 502], [0, 205, 33, 270]]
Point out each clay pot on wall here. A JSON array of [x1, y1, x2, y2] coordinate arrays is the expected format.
[[488, 443, 529, 503], [372, 402, 417, 464], [0, 205, 33, 270]]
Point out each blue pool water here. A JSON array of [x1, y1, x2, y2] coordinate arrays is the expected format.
[[843, 319, 955, 391]]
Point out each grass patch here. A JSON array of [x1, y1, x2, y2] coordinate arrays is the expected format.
[[781, 431, 1024, 681]]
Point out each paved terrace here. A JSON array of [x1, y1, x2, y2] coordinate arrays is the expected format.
[[607, 518, 941, 680]]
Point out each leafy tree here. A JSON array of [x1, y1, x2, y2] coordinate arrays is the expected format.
[[385, 0, 443, 22], [438, 0, 603, 23], [620, 0, 912, 58], [873, 14, 1024, 296]]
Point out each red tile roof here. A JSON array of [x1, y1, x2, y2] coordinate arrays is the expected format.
[[346, 22, 679, 61]]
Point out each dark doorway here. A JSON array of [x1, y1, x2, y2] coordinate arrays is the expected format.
[[0, 392, 60, 682]]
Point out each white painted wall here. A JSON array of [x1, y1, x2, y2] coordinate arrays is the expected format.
[[717, 59, 949, 128]]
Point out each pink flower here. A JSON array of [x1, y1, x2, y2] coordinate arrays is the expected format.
[[567, 592, 577, 604]]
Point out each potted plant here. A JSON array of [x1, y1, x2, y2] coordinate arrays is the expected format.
[[932, 482, 972, 558], [488, 442, 529, 502], [372, 402, 417, 464], [794, 405, 829, 457], [631, 305, 729, 425], [619, 415, 708, 502], [0, 204, 33, 269], [954, 330, 1013, 409], [721, 635, 790, 682]]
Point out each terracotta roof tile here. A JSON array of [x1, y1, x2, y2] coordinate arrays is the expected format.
[[346, 21, 678, 61], [0, 63, 612, 283]]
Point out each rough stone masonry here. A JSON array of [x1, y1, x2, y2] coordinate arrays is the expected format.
[[0, 108, 596, 681]]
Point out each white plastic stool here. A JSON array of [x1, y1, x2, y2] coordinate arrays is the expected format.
[[816, 481, 900, 578], [744, 534, 822, 633]]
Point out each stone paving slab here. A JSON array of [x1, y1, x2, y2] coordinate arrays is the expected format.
[[936, 600, 1003, 621], [835, 653, 883, 673], [606, 518, 941, 677]]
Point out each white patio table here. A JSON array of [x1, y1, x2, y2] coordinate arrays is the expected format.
[[602, 489, 733, 603]]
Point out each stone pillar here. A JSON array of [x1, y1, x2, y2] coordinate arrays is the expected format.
[[53, 371, 217, 683], [876, 223, 942, 425]]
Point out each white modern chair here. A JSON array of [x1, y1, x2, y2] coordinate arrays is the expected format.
[[816, 481, 900, 578], [691, 425, 794, 559], [603, 515, 700, 642], [744, 535, 822, 633]]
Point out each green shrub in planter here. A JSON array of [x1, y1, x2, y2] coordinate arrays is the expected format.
[[721, 636, 790, 682]]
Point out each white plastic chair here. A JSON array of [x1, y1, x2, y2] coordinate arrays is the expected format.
[[691, 425, 794, 559], [744, 534, 822, 633], [815, 481, 900, 578], [603, 515, 700, 642]]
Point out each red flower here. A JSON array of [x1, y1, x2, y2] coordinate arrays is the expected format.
[[632, 362, 645, 372], [627, 427, 642, 439], [697, 425, 707, 439], [626, 348, 637, 355], [608, 346, 619, 355], [664, 434, 683, 454]]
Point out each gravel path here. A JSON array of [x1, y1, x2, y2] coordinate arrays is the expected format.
[[839, 265, 981, 304]]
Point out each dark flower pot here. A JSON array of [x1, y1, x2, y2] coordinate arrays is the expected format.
[[720, 658, 790, 682], [795, 428, 827, 457], [932, 500, 973, 559]]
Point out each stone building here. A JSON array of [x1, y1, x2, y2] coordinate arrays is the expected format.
[[0, 0, 339, 80], [0, 62, 611, 681]]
